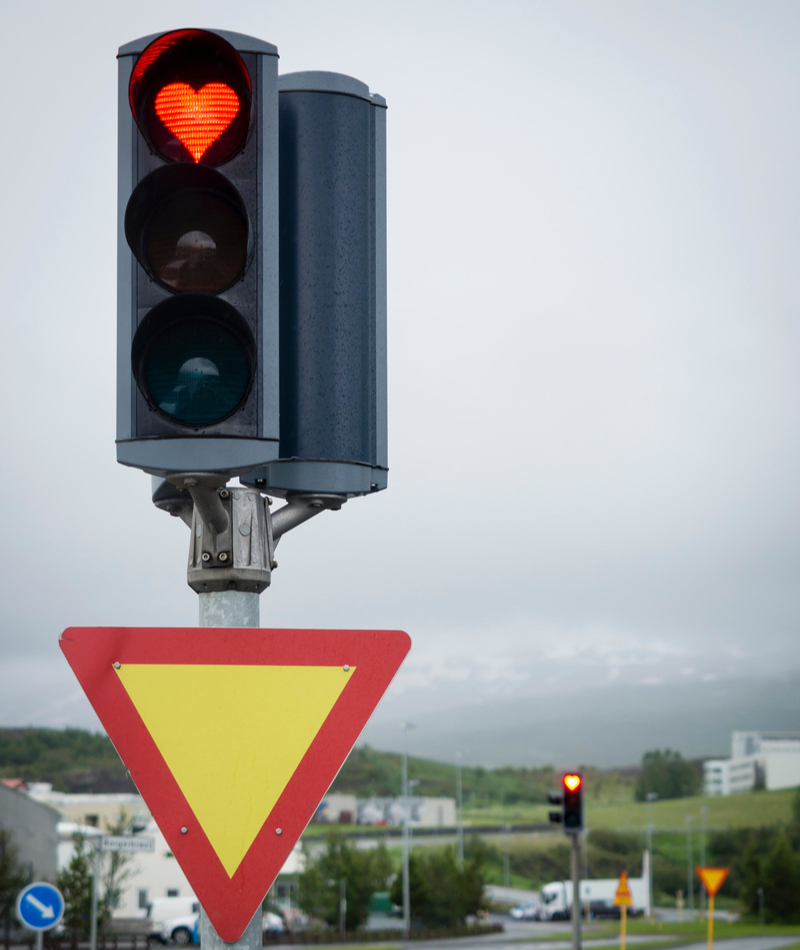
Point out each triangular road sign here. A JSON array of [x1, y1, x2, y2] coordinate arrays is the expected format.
[[60, 627, 410, 941], [696, 867, 729, 897], [614, 870, 633, 905]]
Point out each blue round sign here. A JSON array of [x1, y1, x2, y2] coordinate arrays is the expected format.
[[16, 882, 65, 931]]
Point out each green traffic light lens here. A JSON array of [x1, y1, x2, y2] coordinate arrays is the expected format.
[[132, 296, 255, 428]]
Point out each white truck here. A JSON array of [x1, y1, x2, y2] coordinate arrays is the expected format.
[[539, 852, 650, 921]]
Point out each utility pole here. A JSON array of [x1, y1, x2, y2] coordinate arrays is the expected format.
[[699, 806, 708, 919], [401, 722, 415, 937], [455, 751, 464, 869], [645, 792, 658, 919], [687, 818, 694, 912], [89, 837, 100, 950]]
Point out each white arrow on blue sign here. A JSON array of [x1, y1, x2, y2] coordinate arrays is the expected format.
[[16, 882, 65, 931]]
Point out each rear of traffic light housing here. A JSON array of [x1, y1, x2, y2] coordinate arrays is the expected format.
[[117, 29, 279, 477], [549, 772, 583, 834], [242, 72, 388, 497]]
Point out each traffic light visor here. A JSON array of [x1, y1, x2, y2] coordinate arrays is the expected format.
[[126, 164, 250, 294], [132, 296, 256, 427], [130, 29, 252, 166], [563, 774, 582, 792]]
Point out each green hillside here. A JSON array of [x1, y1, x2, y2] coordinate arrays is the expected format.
[[0, 728, 129, 791]]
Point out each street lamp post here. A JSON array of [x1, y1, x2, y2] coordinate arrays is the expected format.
[[645, 793, 658, 919], [455, 751, 464, 869], [401, 722, 415, 937], [339, 878, 347, 938], [685, 816, 694, 913], [699, 806, 708, 919]]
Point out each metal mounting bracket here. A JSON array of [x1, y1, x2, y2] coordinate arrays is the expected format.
[[151, 476, 347, 593]]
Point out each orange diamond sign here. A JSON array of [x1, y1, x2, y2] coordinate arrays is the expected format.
[[696, 867, 729, 897], [60, 626, 410, 942], [614, 870, 633, 906]]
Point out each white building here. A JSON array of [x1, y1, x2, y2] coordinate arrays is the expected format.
[[704, 731, 800, 796]]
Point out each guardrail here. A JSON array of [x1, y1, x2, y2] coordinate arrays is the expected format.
[[262, 923, 504, 944]]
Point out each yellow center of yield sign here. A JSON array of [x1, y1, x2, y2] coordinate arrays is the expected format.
[[116, 663, 353, 876], [696, 867, 729, 897]]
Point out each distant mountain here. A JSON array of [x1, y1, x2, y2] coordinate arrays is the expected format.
[[359, 672, 800, 768]]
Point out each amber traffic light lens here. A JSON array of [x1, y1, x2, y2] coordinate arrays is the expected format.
[[129, 29, 252, 166], [126, 164, 249, 295]]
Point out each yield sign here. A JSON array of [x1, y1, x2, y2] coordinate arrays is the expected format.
[[60, 627, 410, 942], [614, 870, 633, 906], [696, 867, 729, 897]]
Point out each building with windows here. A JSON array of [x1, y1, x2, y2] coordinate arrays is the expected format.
[[703, 731, 800, 796], [0, 782, 59, 880]]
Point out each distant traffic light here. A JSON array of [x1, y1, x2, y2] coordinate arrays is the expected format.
[[117, 29, 280, 477], [549, 773, 583, 834]]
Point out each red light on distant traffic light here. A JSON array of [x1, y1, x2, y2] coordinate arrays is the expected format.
[[563, 773, 581, 792]]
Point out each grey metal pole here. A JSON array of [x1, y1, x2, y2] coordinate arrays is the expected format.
[[571, 833, 582, 950], [339, 878, 347, 937], [685, 817, 694, 912], [645, 792, 657, 920], [699, 806, 707, 918], [401, 742, 410, 937], [36, 930, 43, 950], [198, 588, 262, 950], [90, 839, 100, 950], [455, 752, 464, 870]]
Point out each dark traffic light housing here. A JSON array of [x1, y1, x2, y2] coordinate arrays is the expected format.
[[242, 71, 388, 497], [117, 29, 279, 477], [549, 773, 583, 834]]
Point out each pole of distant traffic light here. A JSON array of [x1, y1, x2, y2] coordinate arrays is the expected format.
[[571, 832, 582, 950], [198, 587, 263, 950], [707, 895, 715, 950]]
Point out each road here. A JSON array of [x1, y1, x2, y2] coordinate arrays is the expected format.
[[400, 922, 800, 950]]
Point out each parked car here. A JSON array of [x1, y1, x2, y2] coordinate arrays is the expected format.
[[509, 900, 541, 920], [147, 898, 200, 944], [262, 911, 286, 934], [153, 913, 199, 945]]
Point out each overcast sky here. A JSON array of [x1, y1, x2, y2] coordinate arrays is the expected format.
[[0, 1, 797, 765]]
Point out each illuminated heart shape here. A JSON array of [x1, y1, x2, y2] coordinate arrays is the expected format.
[[155, 82, 240, 163], [563, 774, 582, 792]]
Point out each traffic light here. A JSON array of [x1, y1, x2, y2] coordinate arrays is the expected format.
[[117, 29, 279, 477], [242, 72, 388, 497], [549, 773, 583, 834]]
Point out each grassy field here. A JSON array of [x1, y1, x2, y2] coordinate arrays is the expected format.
[[462, 787, 798, 831]]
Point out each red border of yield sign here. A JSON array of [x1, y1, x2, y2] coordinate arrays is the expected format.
[[59, 627, 410, 942]]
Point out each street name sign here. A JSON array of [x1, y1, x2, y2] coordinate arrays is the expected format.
[[614, 871, 633, 906], [696, 867, 729, 897], [16, 883, 65, 931], [101, 836, 155, 853], [60, 626, 410, 941]]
